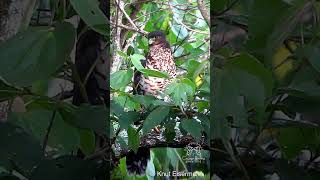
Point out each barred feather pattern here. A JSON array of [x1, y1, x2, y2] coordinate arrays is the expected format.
[[139, 43, 176, 98]]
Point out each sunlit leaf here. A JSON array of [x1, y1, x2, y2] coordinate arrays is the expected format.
[[110, 69, 133, 90], [166, 78, 196, 106]]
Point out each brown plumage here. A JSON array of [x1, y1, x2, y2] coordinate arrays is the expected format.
[[134, 31, 176, 97]]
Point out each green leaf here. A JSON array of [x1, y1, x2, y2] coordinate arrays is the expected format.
[[212, 68, 238, 141], [304, 46, 320, 74], [79, 129, 95, 156], [0, 23, 75, 86], [130, 54, 145, 70], [132, 95, 157, 108], [180, 119, 203, 142], [9, 110, 80, 154], [140, 69, 170, 78], [128, 126, 140, 154], [247, 0, 288, 59], [0, 122, 43, 174], [110, 69, 133, 90], [226, 53, 274, 97], [60, 104, 107, 134], [30, 156, 99, 180], [165, 78, 196, 106], [142, 106, 170, 133], [286, 66, 320, 99], [69, 0, 108, 35], [117, 51, 128, 59], [277, 127, 320, 159], [266, 1, 310, 61], [112, 102, 139, 130], [113, 93, 140, 111], [216, 53, 274, 125], [130, 54, 170, 78], [164, 120, 176, 143]]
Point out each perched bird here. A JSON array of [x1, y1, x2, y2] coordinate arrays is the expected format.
[[127, 31, 177, 175], [134, 30, 176, 97]]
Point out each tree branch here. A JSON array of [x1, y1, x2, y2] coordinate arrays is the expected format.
[[197, 0, 210, 25], [109, 20, 148, 35]]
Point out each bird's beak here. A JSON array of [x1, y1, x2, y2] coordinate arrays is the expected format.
[[148, 38, 155, 45]]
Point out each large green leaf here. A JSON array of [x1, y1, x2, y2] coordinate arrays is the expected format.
[[69, 0, 108, 35], [60, 104, 107, 134], [0, 122, 43, 174], [165, 78, 196, 106], [226, 54, 274, 97], [113, 92, 140, 111], [110, 69, 133, 90], [0, 23, 75, 86], [142, 106, 170, 133], [9, 110, 80, 155], [180, 119, 202, 142], [78, 129, 95, 156], [111, 100, 139, 130], [266, 1, 310, 60], [212, 68, 239, 141], [132, 95, 157, 108], [217, 54, 273, 125], [128, 126, 140, 154], [30, 156, 99, 180], [277, 127, 320, 159], [285, 66, 320, 99], [303, 45, 320, 74], [130, 54, 145, 70], [247, 0, 289, 60]]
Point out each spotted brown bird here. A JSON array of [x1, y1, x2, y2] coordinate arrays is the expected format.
[[134, 30, 176, 97], [127, 31, 176, 175]]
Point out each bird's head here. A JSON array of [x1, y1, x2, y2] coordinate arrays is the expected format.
[[147, 31, 168, 47]]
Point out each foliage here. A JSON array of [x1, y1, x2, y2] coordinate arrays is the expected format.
[[110, 0, 210, 178], [0, 0, 210, 179], [212, 0, 320, 179]]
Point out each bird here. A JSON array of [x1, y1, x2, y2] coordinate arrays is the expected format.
[[134, 30, 176, 97], [126, 30, 177, 175]]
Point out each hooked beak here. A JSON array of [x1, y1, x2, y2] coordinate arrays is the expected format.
[[148, 38, 155, 45]]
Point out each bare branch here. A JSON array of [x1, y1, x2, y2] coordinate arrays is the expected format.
[[109, 20, 148, 35], [115, 0, 139, 30]]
